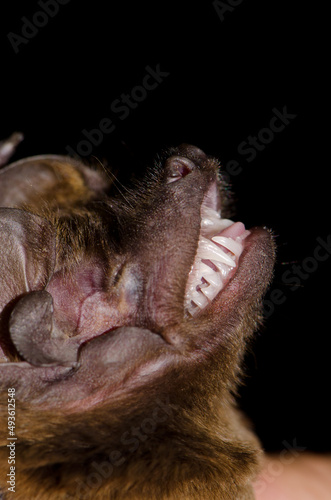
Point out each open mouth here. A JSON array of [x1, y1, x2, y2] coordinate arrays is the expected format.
[[184, 184, 250, 316]]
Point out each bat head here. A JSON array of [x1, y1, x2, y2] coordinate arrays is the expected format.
[[0, 136, 275, 499]]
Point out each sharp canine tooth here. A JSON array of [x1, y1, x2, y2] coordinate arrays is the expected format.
[[212, 236, 242, 256], [198, 237, 236, 267]]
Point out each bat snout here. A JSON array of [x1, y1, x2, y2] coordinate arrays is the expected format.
[[175, 143, 208, 163]]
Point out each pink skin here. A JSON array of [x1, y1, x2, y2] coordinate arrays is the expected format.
[[219, 221, 246, 239], [254, 454, 331, 500]]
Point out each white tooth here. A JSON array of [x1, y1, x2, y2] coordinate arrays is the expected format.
[[212, 236, 243, 257], [191, 290, 209, 308], [185, 285, 195, 298], [206, 273, 223, 288], [189, 305, 199, 316], [200, 263, 223, 288], [198, 237, 236, 267], [201, 207, 221, 219], [210, 260, 230, 278], [201, 218, 215, 228], [185, 210, 245, 314], [199, 281, 209, 289], [201, 284, 220, 301], [201, 218, 234, 233]]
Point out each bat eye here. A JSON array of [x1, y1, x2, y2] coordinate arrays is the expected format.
[[165, 156, 196, 184]]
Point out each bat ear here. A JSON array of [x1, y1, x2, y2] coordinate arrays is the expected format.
[[9, 291, 78, 367], [0, 152, 109, 208], [0, 208, 55, 316]]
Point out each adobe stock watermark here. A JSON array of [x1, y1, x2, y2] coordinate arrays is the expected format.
[[63, 396, 177, 500], [7, 0, 71, 54], [263, 234, 331, 319], [213, 0, 245, 22], [65, 64, 169, 158], [253, 438, 306, 495], [224, 106, 297, 177]]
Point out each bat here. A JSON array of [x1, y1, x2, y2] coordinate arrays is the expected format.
[[0, 133, 275, 499]]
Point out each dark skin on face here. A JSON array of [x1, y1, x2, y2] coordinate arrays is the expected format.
[[0, 134, 276, 499]]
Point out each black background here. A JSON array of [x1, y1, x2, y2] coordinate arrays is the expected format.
[[1, 1, 329, 453]]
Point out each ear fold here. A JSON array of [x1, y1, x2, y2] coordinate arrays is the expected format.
[[0, 208, 57, 361], [0, 207, 56, 318], [9, 291, 79, 367]]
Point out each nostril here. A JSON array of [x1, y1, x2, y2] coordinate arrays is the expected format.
[[178, 162, 191, 177], [165, 156, 196, 183]]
